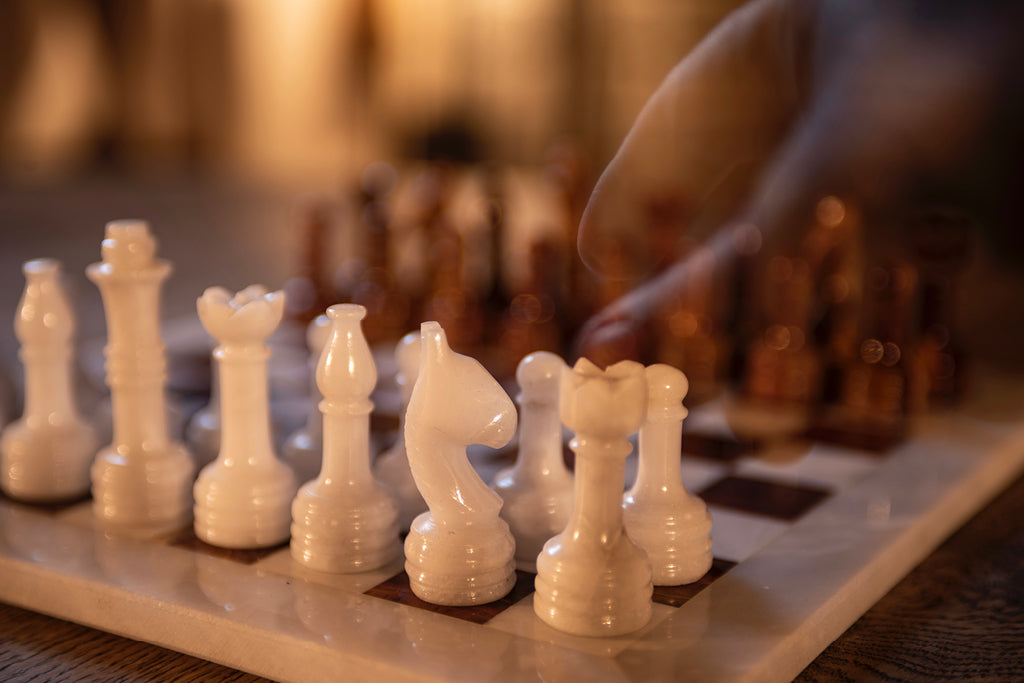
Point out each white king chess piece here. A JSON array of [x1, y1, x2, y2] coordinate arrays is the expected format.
[[534, 358, 653, 636], [404, 321, 518, 605], [291, 304, 401, 573], [194, 285, 298, 548], [623, 364, 712, 585], [492, 351, 573, 572], [86, 221, 194, 534], [282, 313, 331, 484], [373, 331, 428, 532], [1, 259, 98, 502]]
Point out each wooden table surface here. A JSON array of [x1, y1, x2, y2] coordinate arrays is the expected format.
[[0, 175, 1021, 682]]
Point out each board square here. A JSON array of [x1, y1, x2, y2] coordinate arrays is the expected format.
[[698, 475, 830, 521], [803, 420, 905, 454], [681, 432, 758, 462], [169, 527, 288, 565], [365, 570, 536, 625], [651, 557, 738, 607], [0, 490, 90, 514]]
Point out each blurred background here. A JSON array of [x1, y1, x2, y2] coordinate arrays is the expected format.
[[0, 0, 743, 184], [0, 0, 1021, 427]]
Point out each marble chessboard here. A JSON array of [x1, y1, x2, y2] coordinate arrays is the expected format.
[[2, 355, 1024, 683]]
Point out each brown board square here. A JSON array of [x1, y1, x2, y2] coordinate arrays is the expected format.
[[681, 432, 759, 462], [803, 421, 905, 454], [652, 557, 738, 607], [169, 526, 287, 565], [698, 475, 830, 521], [365, 570, 536, 625]]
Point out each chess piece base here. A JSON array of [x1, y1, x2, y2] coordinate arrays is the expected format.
[[534, 532, 653, 637], [91, 443, 194, 536], [1, 420, 98, 502], [194, 461, 296, 549], [291, 482, 401, 573], [404, 512, 516, 606]]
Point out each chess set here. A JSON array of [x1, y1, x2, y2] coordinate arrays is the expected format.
[[1, 167, 1023, 682]]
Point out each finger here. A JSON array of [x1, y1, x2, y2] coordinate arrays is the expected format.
[[578, 0, 814, 280]]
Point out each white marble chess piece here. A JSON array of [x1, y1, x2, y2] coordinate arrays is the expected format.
[[404, 321, 518, 605], [282, 314, 331, 484], [184, 368, 220, 469], [623, 364, 713, 585], [291, 304, 401, 572], [86, 221, 194, 535], [373, 331, 428, 532], [194, 285, 298, 548], [1, 259, 98, 502], [534, 358, 653, 636], [492, 351, 573, 572]]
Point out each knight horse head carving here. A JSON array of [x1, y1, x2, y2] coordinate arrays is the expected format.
[[405, 321, 517, 524]]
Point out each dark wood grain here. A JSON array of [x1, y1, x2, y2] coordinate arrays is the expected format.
[[0, 602, 272, 683], [796, 472, 1024, 682]]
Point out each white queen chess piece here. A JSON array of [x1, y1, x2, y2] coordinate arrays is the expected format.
[[1, 259, 98, 502], [492, 351, 573, 572], [86, 221, 194, 534], [282, 313, 331, 484], [623, 364, 713, 585], [534, 358, 653, 636], [373, 331, 428, 532], [404, 321, 518, 605], [291, 304, 401, 572], [194, 285, 298, 548]]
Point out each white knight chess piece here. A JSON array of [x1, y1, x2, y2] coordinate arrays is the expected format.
[[404, 321, 518, 605]]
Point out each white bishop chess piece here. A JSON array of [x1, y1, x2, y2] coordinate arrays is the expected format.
[[534, 358, 653, 636], [404, 321, 518, 605], [623, 364, 713, 585], [373, 331, 428, 532], [87, 221, 194, 535], [291, 304, 401, 573], [282, 313, 331, 484], [194, 285, 298, 548], [1, 259, 98, 502], [492, 351, 573, 572]]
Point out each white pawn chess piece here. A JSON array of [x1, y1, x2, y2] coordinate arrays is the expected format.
[[194, 285, 298, 548], [1, 259, 98, 502], [291, 304, 401, 572], [534, 358, 653, 636], [404, 321, 518, 605], [492, 351, 573, 572], [373, 331, 428, 531], [623, 364, 713, 585], [87, 220, 194, 534], [283, 314, 331, 484]]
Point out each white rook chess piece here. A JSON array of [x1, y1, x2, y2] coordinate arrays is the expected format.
[[404, 322, 518, 605], [1, 259, 98, 502], [283, 313, 331, 484], [194, 285, 297, 548], [534, 358, 653, 636], [623, 364, 712, 585], [492, 351, 573, 572], [291, 304, 401, 572], [373, 331, 427, 532], [87, 221, 194, 534]]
